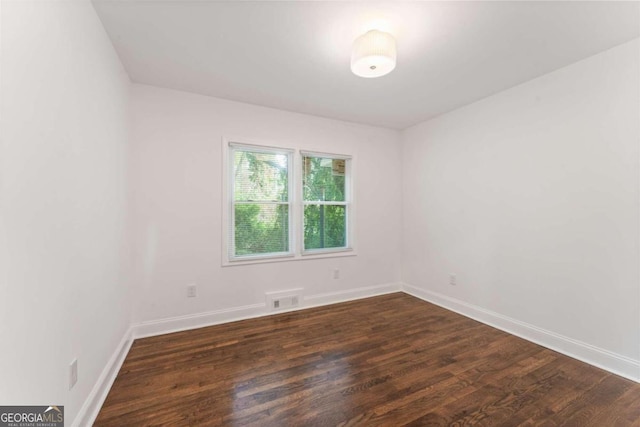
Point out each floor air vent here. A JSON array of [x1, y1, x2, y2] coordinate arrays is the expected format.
[[266, 289, 302, 312]]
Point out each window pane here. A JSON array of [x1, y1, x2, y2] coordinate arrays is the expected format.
[[235, 150, 288, 202], [304, 205, 346, 250], [235, 203, 289, 256], [303, 156, 345, 202]]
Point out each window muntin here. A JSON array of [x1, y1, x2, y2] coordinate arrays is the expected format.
[[302, 154, 350, 252], [230, 145, 292, 260]]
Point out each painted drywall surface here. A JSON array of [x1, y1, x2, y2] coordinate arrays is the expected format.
[[0, 0, 132, 422], [401, 39, 640, 361], [130, 84, 402, 324]]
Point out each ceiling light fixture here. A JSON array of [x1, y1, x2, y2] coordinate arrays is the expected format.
[[351, 30, 397, 78]]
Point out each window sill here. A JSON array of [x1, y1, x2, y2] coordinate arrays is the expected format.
[[223, 248, 356, 267]]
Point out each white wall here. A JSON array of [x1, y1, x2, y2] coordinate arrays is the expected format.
[[130, 84, 402, 327], [1, 6, 637, 425], [401, 39, 640, 379], [0, 0, 132, 424]]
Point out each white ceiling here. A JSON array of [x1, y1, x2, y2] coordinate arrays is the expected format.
[[92, 1, 639, 129]]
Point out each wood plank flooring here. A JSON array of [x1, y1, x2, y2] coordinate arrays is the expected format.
[[95, 293, 640, 426]]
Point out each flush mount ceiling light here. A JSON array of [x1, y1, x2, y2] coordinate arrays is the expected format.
[[351, 30, 397, 78]]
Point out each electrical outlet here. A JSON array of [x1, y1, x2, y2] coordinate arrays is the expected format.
[[449, 274, 457, 286], [187, 284, 197, 298], [69, 359, 78, 390], [333, 269, 340, 279]]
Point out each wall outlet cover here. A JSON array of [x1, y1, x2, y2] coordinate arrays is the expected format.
[[187, 284, 197, 298], [69, 359, 78, 390]]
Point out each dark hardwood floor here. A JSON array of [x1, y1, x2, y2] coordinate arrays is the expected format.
[[95, 293, 640, 426]]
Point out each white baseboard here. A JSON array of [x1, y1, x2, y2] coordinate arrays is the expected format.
[[304, 282, 402, 307], [132, 282, 402, 339], [402, 282, 640, 383], [72, 326, 134, 427], [133, 302, 267, 339]]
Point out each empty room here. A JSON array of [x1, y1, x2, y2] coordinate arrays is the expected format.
[[2, 0, 640, 426]]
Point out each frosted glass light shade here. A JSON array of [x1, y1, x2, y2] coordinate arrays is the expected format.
[[351, 30, 397, 78]]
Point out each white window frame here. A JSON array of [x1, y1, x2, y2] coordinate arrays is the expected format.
[[225, 141, 294, 263], [222, 137, 355, 266], [300, 151, 353, 256]]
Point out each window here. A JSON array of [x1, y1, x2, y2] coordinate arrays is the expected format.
[[224, 140, 352, 264], [229, 144, 293, 260], [302, 153, 350, 252]]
